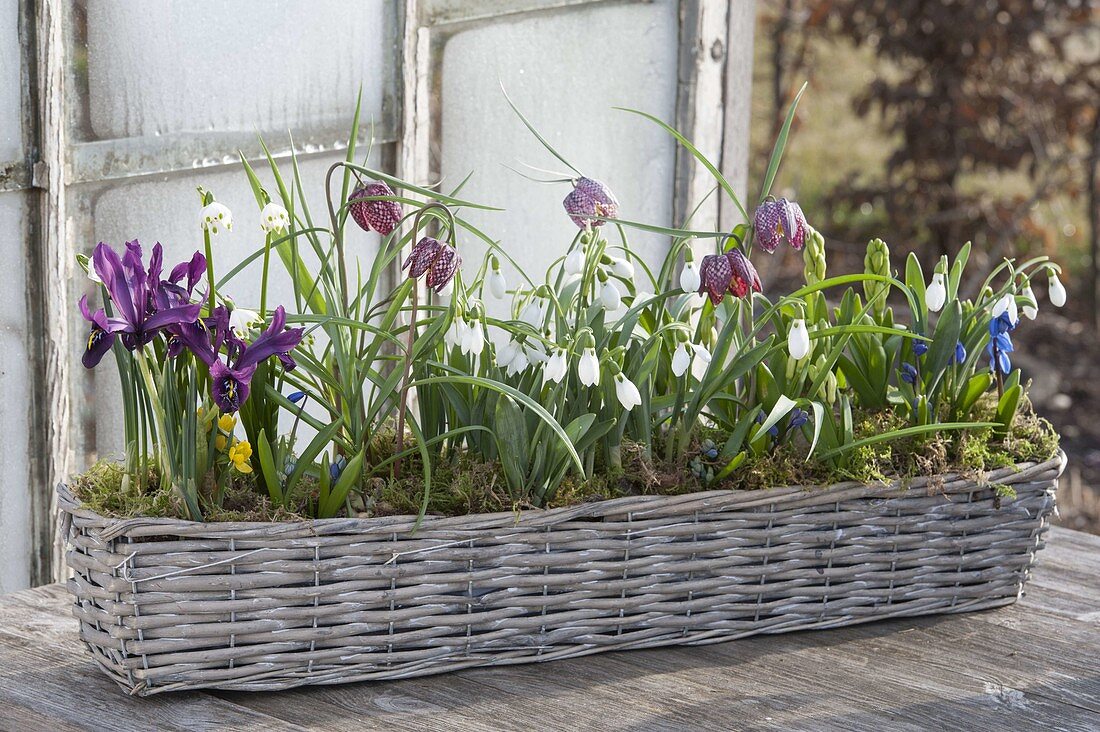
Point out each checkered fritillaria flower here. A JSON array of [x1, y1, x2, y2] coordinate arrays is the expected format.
[[349, 181, 403, 235], [697, 250, 762, 305], [753, 197, 808, 253], [563, 177, 619, 229], [402, 236, 461, 293]]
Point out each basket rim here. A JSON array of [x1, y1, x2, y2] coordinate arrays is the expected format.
[[57, 450, 1065, 537]]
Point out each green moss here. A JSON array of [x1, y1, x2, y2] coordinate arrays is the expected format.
[[71, 403, 1060, 521]]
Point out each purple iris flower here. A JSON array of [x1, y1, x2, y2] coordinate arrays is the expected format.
[[986, 312, 1016, 376], [79, 241, 205, 368], [900, 363, 919, 385], [179, 305, 304, 413], [913, 341, 929, 357]]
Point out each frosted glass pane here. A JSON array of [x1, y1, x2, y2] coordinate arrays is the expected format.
[[84, 0, 389, 140], [0, 0, 21, 161], [439, 1, 678, 307], [0, 192, 30, 591], [83, 151, 382, 457]]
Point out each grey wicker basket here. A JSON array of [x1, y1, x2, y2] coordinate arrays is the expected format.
[[58, 452, 1064, 696]]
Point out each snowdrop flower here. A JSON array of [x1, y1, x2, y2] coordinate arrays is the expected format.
[[992, 292, 1018, 325], [599, 276, 622, 311], [543, 347, 568, 383], [787, 319, 810, 360], [436, 278, 454, 297], [925, 273, 947, 313], [445, 316, 468, 349], [460, 318, 485, 356], [259, 202, 289, 233], [200, 202, 233, 235], [672, 342, 692, 377], [495, 337, 519, 369], [519, 295, 547, 328], [506, 347, 530, 377], [488, 261, 507, 300], [1048, 272, 1066, 307], [564, 246, 586, 276], [1020, 283, 1038, 320], [614, 373, 642, 411], [690, 343, 712, 376], [229, 307, 262, 337], [609, 256, 634, 279], [578, 348, 600, 386], [679, 256, 700, 294], [525, 339, 548, 365]]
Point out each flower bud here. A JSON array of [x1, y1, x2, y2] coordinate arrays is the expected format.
[[1020, 283, 1038, 320], [1048, 272, 1067, 307], [802, 227, 827, 286], [787, 319, 810, 360]]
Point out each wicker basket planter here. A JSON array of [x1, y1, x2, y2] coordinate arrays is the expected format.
[[59, 452, 1064, 696]]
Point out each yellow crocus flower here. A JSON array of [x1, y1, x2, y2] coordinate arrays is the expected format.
[[218, 414, 237, 434], [228, 440, 253, 474], [215, 434, 228, 452]]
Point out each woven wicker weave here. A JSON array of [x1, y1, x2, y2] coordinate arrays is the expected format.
[[58, 452, 1064, 696]]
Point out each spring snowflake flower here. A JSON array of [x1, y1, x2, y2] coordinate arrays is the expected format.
[[200, 202, 233, 235], [787, 319, 810, 360], [578, 348, 600, 387], [259, 202, 290, 233], [614, 373, 642, 411], [229, 307, 262, 338], [1048, 272, 1066, 307], [925, 273, 947, 313]]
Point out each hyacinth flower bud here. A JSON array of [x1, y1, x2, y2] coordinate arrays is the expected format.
[[753, 197, 808, 253], [802, 227, 827, 286], [488, 256, 507, 300], [1048, 272, 1067, 307], [200, 201, 233, 235], [563, 177, 619, 229], [679, 248, 700, 293], [1020, 282, 1038, 320], [925, 273, 947, 313], [863, 238, 890, 313], [349, 181, 402, 235], [787, 318, 810, 360]]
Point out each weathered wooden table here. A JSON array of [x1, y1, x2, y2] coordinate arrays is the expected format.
[[1, 527, 1096, 731]]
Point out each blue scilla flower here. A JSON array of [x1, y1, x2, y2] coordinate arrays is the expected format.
[[756, 411, 780, 438], [288, 390, 306, 404], [948, 340, 966, 365], [329, 455, 348, 482], [913, 341, 929, 357], [900, 362, 919, 385], [788, 408, 809, 431], [986, 311, 1016, 375]]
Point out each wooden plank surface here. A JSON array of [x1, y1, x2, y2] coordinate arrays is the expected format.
[[0, 527, 1095, 731]]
